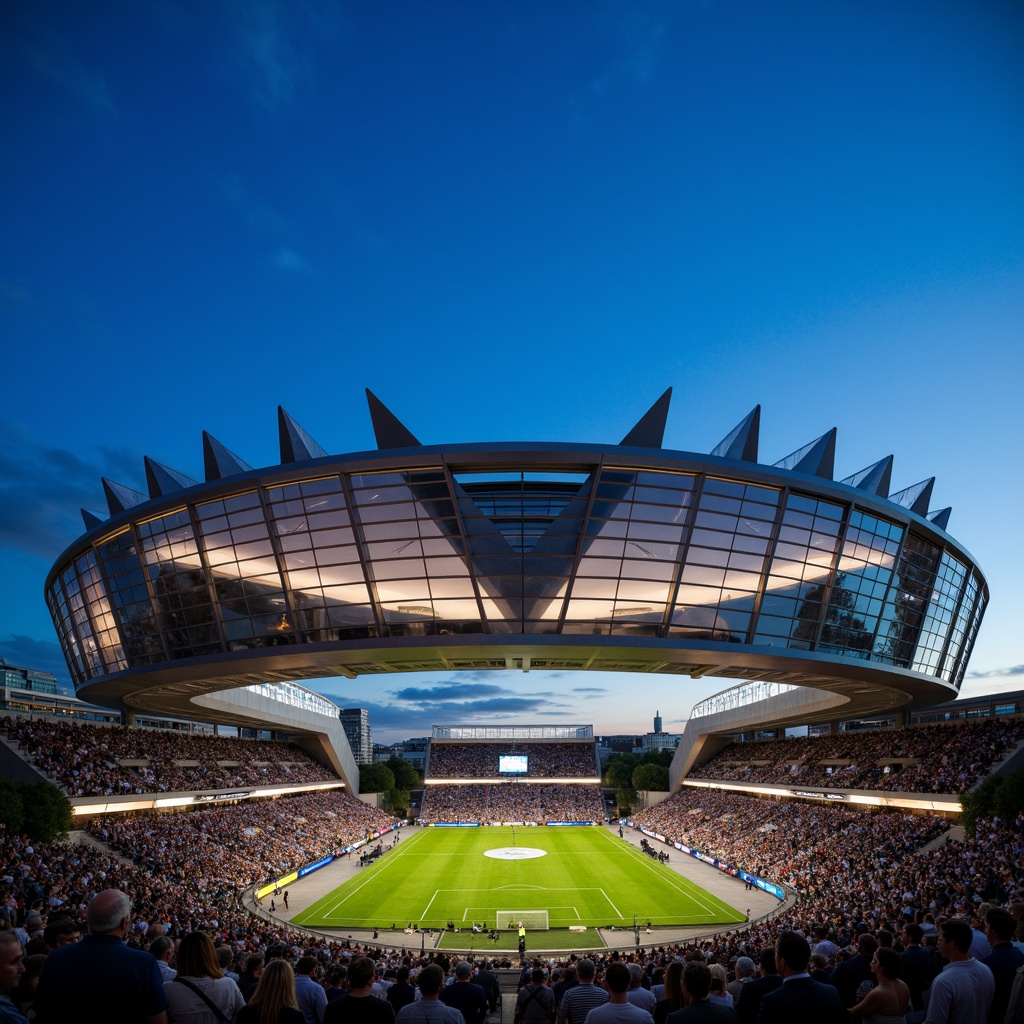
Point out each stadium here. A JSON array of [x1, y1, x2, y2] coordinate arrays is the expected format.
[[4, 392, 1022, 1017]]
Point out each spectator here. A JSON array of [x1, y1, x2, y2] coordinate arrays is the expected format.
[[515, 966, 555, 1024], [164, 930, 245, 1023], [151, 936, 177, 982], [756, 931, 845, 1024], [706, 966, 732, 1010], [927, 918, 995, 1024], [240, 956, 266, 1003], [386, 967, 416, 1015], [828, 933, 878, 1010], [0, 930, 27, 1024], [237, 959, 305, 1024], [396, 964, 462, 1024], [734, 948, 780, 1024], [581, 962, 653, 1024], [664, 961, 735, 1023], [324, 956, 394, 1024], [295, 956, 328, 1024], [653, 961, 684, 1024], [439, 961, 487, 1024], [557, 959, 608, 1024], [33, 888, 168, 1024], [981, 909, 1024, 1024], [849, 947, 911, 1021], [626, 964, 657, 1013]]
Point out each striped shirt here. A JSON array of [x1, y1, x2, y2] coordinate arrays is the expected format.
[[558, 984, 609, 1024]]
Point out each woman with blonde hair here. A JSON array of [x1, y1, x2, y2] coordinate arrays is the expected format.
[[707, 964, 734, 1008], [237, 960, 304, 1024], [164, 930, 246, 1023]]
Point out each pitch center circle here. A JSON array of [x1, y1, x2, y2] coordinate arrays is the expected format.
[[484, 847, 547, 860]]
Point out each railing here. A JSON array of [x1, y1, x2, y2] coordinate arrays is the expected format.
[[243, 682, 338, 719], [432, 725, 593, 740], [691, 681, 799, 720]]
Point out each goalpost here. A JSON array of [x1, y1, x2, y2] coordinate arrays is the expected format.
[[496, 910, 549, 931]]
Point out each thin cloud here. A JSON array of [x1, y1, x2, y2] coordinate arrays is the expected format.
[[221, 0, 336, 112], [573, 687, 609, 694], [0, 420, 142, 559], [274, 247, 308, 273], [23, 22, 117, 120], [966, 665, 1024, 680], [0, 635, 71, 688], [391, 683, 509, 702]]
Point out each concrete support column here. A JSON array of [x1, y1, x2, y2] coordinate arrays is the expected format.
[[121, 704, 135, 726]]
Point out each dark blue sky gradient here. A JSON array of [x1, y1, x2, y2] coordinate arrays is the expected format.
[[2, 1, 1021, 738]]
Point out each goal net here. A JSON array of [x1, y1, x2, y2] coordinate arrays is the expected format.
[[496, 910, 549, 931]]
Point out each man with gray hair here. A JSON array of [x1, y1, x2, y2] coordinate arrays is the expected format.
[[149, 935, 176, 983], [440, 961, 488, 1024], [557, 959, 608, 1024], [625, 965, 656, 1013], [32, 888, 168, 1024], [726, 958, 755, 1003]]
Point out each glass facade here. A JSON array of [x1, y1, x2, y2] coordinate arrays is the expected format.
[[46, 454, 987, 694]]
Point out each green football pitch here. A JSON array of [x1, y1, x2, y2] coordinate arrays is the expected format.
[[292, 827, 744, 932]]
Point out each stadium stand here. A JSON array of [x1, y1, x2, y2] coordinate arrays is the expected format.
[[0, 714, 339, 796], [420, 783, 603, 823], [688, 717, 1024, 794], [426, 742, 598, 779]]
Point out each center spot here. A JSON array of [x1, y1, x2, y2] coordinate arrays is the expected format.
[[484, 847, 547, 860]]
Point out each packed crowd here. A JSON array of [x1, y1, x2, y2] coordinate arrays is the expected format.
[[88, 789, 394, 893], [427, 742, 598, 780], [420, 784, 603, 823], [688, 716, 1024, 793], [0, 782, 1022, 1020], [0, 714, 339, 796]]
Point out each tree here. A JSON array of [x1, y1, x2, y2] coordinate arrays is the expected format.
[[632, 763, 669, 792], [385, 756, 421, 791], [382, 789, 410, 817], [604, 753, 640, 790], [0, 778, 24, 835], [18, 782, 71, 843], [358, 763, 395, 794]]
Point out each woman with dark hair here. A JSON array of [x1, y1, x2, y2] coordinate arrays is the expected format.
[[652, 960, 684, 1024], [239, 955, 266, 1003], [236, 960, 304, 1024], [164, 931, 246, 1023], [849, 947, 911, 1024]]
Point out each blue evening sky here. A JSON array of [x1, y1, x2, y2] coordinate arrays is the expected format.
[[1, 1, 1021, 741]]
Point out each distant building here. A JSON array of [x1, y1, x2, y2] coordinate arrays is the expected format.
[[339, 707, 372, 764], [1, 660, 59, 695], [641, 730, 681, 754], [653, 710, 663, 733]]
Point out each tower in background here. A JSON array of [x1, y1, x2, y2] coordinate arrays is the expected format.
[[339, 707, 372, 764], [654, 710, 662, 733]]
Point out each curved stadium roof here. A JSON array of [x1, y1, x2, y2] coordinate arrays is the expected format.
[[46, 389, 987, 726]]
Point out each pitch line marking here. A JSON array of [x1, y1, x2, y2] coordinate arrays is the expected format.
[[599, 888, 623, 917], [314, 829, 429, 921], [421, 890, 440, 920], [594, 826, 726, 918]]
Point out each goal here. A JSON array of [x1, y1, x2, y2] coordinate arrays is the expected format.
[[496, 910, 549, 930]]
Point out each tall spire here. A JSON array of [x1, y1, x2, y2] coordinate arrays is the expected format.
[[619, 388, 672, 448], [710, 406, 760, 463], [773, 428, 836, 479], [366, 390, 421, 448], [278, 407, 329, 463]]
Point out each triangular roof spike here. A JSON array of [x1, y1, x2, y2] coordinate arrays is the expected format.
[[773, 427, 836, 479], [927, 507, 952, 531], [619, 388, 672, 447], [144, 457, 198, 499], [365, 389, 421, 449], [81, 508, 106, 531], [102, 478, 149, 516], [710, 405, 761, 463], [202, 431, 253, 482], [278, 406, 329, 464], [840, 455, 893, 498], [890, 477, 935, 516]]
